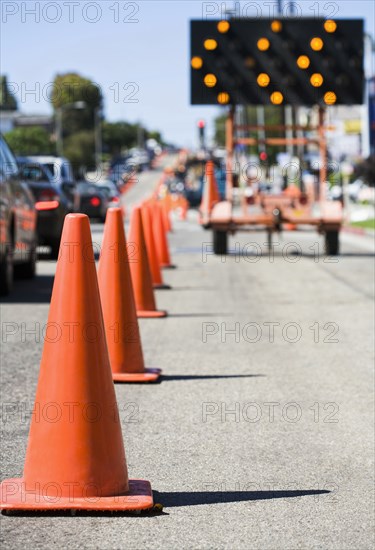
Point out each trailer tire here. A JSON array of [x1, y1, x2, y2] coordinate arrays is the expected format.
[[213, 230, 228, 255], [325, 230, 339, 256]]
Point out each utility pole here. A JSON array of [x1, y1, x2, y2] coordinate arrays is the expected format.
[[56, 108, 63, 157], [55, 101, 86, 157], [94, 106, 102, 169]]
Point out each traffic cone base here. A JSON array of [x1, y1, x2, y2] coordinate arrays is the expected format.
[[161, 263, 176, 269], [113, 368, 161, 383], [137, 309, 167, 319], [0, 479, 153, 512]]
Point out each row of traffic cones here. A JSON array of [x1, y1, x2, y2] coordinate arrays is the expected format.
[[155, 172, 190, 221], [0, 199, 177, 512]]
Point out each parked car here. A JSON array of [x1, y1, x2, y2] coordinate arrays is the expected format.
[[128, 148, 151, 172], [327, 183, 343, 202], [108, 157, 135, 186], [25, 155, 78, 209], [357, 184, 375, 204], [95, 180, 122, 209], [25, 156, 74, 185], [348, 179, 365, 202], [17, 159, 73, 258], [0, 135, 37, 295], [76, 182, 108, 221], [348, 179, 375, 204]]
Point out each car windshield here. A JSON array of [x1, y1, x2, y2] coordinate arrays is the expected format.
[[21, 164, 52, 182], [44, 163, 56, 176]]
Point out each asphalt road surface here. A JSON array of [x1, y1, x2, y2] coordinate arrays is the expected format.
[[1, 163, 374, 549]]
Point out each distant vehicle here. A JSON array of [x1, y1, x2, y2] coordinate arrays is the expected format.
[[76, 182, 108, 221], [213, 147, 226, 161], [17, 159, 72, 258], [25, 155, 74, 184], [357, 184, 375, 204], [128, 148, 151, 172], [348, 179, 364, 202], [95, 180, 121, 209], [0, 135, 37, 295], [20, 155, 78, 210], [327, 184, 343, 202], [348, 179, 374, 204], [108, 157, 136, 185]]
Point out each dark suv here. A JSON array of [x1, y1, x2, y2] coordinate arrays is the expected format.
[[0, 135, 37, 295], [17, 159, 73, 258]]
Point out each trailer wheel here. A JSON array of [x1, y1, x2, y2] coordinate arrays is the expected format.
[[213, 230, 228, 255], [325, 230, 339, 256]]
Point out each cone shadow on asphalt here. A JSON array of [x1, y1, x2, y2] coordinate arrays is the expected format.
[[153, 489, 330, 507], [163, 286, 216, 291], [160, 374, 265, 381], [226, 250, 374, 259], [335, 252, 374, 257], [110, 374, 264, 385], [167, 313, 233, 318], [1, 489, 329, 517]]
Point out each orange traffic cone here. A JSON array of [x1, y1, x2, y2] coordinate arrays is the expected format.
[[141, 203, 171, 290], [0, 214, 153, 511], [98, 208, 161, 382], [208, 161, 220, 204], [128, 206, 167, 318], [161, 200, 172, 233], [153, 203, 176, 269], [177, 196, 188, 220], [283, 223, 297, 231], [199, 161, 220, 221]]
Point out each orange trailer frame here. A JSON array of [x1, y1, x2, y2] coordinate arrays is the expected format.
[[205, 105, 343, 255]]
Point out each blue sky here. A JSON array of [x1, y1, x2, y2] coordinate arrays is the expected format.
[[2, 1, 374, 146]]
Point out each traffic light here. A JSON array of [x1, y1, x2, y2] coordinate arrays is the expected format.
[[259, 151, 268, 162], [190, 18, 364, 106], [197, 119, 206, 147]]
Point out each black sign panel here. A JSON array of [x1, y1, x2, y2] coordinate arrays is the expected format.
[[190, 18, 364, 106]]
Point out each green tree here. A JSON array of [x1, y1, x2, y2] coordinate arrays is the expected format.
[[102, 121, 139, 156], [63, 131, 96, 176], [0, 76, 17, 111], [146, 129, 163, 145], [4, 127, 54, 155], [50, 73, 102, 137], [102, 123, 164, 157]]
